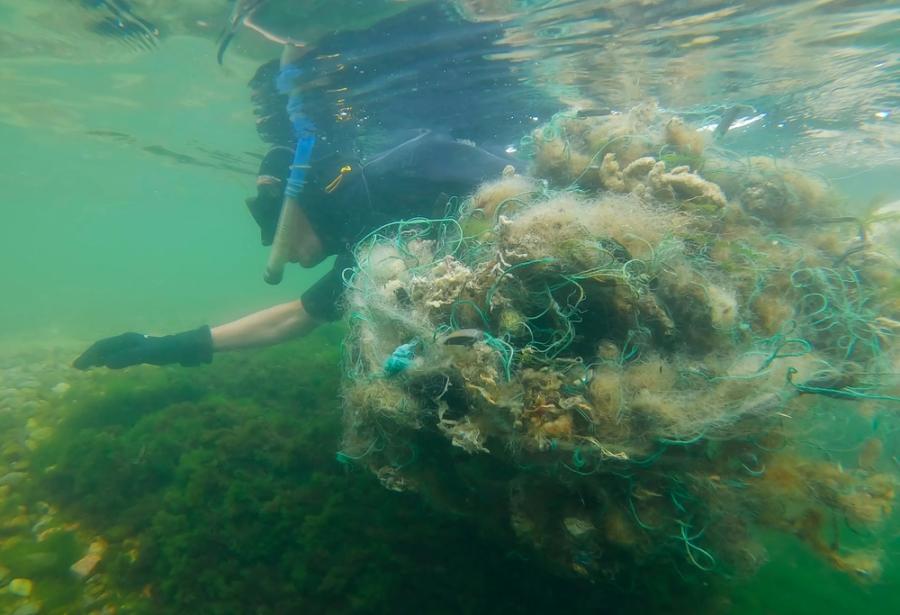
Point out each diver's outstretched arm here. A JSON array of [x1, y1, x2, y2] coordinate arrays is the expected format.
[[72, 300, 321, 370], [211, 299, 320, 351]]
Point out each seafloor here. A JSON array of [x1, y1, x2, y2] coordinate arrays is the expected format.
[[0, 327, 898, 614]]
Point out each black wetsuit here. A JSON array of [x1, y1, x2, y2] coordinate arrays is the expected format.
[[247, 4, 559, 321]]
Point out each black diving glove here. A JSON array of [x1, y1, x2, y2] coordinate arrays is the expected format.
[[73, 326, 213, 370]]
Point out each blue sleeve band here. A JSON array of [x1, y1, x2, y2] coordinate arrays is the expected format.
[[286, 133, 316, 198], [276, 65, 303, 95], [286, 95, 301, 120], [277, 64, 317, 198]]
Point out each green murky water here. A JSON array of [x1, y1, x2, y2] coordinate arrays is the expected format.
[[1, 2, 898, 613]]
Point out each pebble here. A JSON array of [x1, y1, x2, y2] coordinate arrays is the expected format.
[[36, 527, 62, 543], [88, 539, 107, 555], [71, 539, 107, 579], [2, 442, 25, 460], [51, 382, 70, 396], [0, 472, 27, 487], [31, 516, 54, 536], [70, 554, 102, 579], [8, 578, 33, 597], [563, 516, 597, 540], [28, 428, 53, 442]]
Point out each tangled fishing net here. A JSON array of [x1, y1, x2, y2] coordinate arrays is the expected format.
[[339, 104, 900, 584]]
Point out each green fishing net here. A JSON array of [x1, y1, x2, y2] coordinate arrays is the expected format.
[[339, 104, 900, 583]]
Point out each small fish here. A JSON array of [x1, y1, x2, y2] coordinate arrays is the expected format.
[[440, 329, 486, 346], [713, 104, 756, 140]]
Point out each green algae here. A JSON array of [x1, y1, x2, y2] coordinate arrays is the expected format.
[[29, 327, 655, 614], [10, 291, 880, 615]]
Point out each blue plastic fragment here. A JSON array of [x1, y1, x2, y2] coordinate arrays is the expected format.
[[384, 341, 418, 376], [574, 550, 594, 566], [572, 447, 586, 468]]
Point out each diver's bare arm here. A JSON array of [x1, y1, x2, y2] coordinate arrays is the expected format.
[[210, 300, 320, 351]]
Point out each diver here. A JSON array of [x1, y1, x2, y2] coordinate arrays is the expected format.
[[74, 3, 558, 370]]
